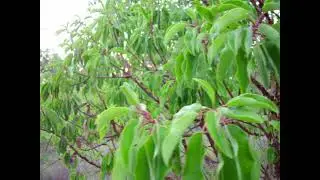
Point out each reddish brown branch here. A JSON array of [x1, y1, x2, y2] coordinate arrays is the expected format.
[[70, 145, 101, 168], [250, 76, 277, 103], [40, 128, 101, 169], [223, 81, 233, 98]]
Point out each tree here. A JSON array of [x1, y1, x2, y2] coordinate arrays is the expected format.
[[40, 0, 280, 179]]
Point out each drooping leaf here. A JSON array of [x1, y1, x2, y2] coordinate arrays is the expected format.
[[118, 119, 139, 166], [253, 45, 270, 88], [193, 78, 216, 108], [182, 133, 205, 180], [216, 46, 235, 81], [196, 5, 214, 22], [270, 120, 280, 131], [262, 0, 280, 12], [236, 49, 249, 93], [95, 107, 129, 140], [205, 111, 233, 158], [219, 107, 265, 123], [259, 24, 280, 48], [164, 22, 186, 44], [173, 103, 202, 119], [226, 94, 279, 113], [213, 8, 250, 33], [162, 111, 198, 165], [218, 125, 260, 180], [239, 93, 279, 113], [208, 33, 227, 64], [120, 82, 140, 106], [101, 153, 113, 180]]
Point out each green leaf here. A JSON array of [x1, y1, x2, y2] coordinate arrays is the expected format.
[[261, 43, 280, 83], [185, 9, 197, 21], [219, 125, 260, 180], [173, 103, 202, 119], [162, 111, 198, 165], [236, 49, 249, 93], [205, 111, 233, 158], [175, 54, 184, 83], [152, 125, 170, 179], [95, 107, 130, 140], [120, 82, 140, 106], [239, 93, 279, 113], [193, 78, 216, 108], [226, 95, 278, 113], [58, 136, 68, 154], [219, 107, 265, 123], [253, 45, 269, 88], [222, 0, 255, 13], [213, 8, 250, 33], [216, 46, 235, 81], [270, 120, 280, 131], [182, 133, 205, 180], [171, 147, 182, 175], [101, 153, 113, 180], [118, 119, 139, 166], [63, 152, 71, 167], [208, 33, 227, 64], [262, 1, 280, 12], [259, 24, 280, 48], [134, 136, 153, 180], [267, 147, 277, 163], [164, 22, 186, 44], [196, 5, 214, 22]]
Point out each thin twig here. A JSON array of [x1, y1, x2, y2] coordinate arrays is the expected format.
[[223, 81, 233, 98]]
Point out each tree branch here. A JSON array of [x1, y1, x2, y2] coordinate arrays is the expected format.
[[69, 145, 101, 169], [40, 128, 101, 169], [250, 75, 277, 103]]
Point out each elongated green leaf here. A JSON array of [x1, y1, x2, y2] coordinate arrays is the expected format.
[[182, 133, 205, 180], [270, 120, 280, 131], [120, 82, 140, 106], [205, 111, 233, 158], [259, 24, 280, 48], [217, 46, 235, 81], [185, 9, 197, 21], [95, 107, 129, 140], [226, 95, 278, 113], [184, 56, 193, 82], [208, 33, 227, 64], [219, 125, 260, 180], [193, 78, 216, 108], [261, 43, 280, 83], [196, 5, 214, 22], [267, 147, 277, 163], [164, 22, 186, 44], [219, 107, 265, 123], [162, 111, 198, 165], [134, 136, 153, 180], [100, 153, 113, 180], [236, 49, 249, 93], [173, 103, 202, 119], [263, 1, 280, 12], [253, 45, 269, 87], [213, 8, 250, 33], [170, 147, 182, 175], [239, 93, 279, 113], [152, 125, 170, 179], [175, 54, 184, 83], [118, 119, 139, 166], [222, 0, 255, 13], [218, 4, 238, 13]]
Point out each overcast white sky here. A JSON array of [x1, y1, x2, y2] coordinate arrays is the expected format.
[[40, 0, 90, 57]]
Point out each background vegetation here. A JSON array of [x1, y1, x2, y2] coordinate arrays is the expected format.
[[40, 0, 280, 179]]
